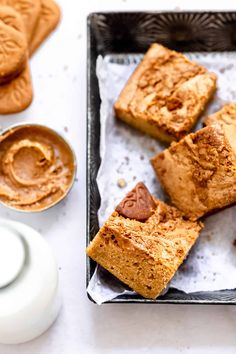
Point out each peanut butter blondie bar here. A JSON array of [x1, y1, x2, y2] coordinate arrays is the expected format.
[[114, 43, 217, 142], [151, 125, 236, 220], [86, 182, 202, 299]]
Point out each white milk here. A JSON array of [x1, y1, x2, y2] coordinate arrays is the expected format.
[[0, 219, 61, 344]]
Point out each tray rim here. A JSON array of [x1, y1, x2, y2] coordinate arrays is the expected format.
[[87, 9, 236, 18], [86, 10, 236, 304]]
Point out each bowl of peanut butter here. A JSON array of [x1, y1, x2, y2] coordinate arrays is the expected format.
[[0, 123, 76, 212]]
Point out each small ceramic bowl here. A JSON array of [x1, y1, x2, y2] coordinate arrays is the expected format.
[[0, 123, 77, 212]]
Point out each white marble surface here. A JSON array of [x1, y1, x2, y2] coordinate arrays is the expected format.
[[1, 0, 236, 353]]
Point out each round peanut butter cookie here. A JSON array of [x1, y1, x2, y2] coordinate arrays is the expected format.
[[0, 7, 27, 84], [29, 0, 60, 56], [0, 0, 41, 42]]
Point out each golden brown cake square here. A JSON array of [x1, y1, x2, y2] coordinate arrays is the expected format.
[[114, 43, 217, 142], [151, 125, 236, 220], [86, 182, 202, 299]]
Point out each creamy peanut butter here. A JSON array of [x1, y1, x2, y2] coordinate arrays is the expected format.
[[0, 124, 75, 211]]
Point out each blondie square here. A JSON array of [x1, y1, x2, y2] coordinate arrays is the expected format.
[[114, 43, 217, 142], [86, 182, 202, 299], [151, 125, 236, 220]]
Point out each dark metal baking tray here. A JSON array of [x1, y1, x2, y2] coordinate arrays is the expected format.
[[87, 11, 236, 304]]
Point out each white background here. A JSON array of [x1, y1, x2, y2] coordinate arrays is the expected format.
[[1, 0, 236, 353]]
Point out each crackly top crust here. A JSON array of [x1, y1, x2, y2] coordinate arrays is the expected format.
[[103, 194, 202, 259], [151, 125, 236, 220], [112, 182, 202, 258], [114, 43, 217, 140], [97, 181, 202, 257]]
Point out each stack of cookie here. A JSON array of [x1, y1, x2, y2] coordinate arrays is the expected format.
[[0, 0, 60, 115]]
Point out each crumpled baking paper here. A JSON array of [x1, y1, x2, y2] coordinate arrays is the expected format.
[[87, 53, 236, 304]]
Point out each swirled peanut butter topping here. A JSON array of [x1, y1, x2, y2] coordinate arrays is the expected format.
[[0, 125, 75, 211]]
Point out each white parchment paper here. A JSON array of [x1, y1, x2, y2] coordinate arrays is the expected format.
[[87, 53, 236, 304]]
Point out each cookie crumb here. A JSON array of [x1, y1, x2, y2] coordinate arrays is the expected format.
[[233, 239, 236, 247], [149, 146, 156, 153], [219, 64, 233, 73], [117, 178, 127, 188], [181, 265, 188, 272]]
